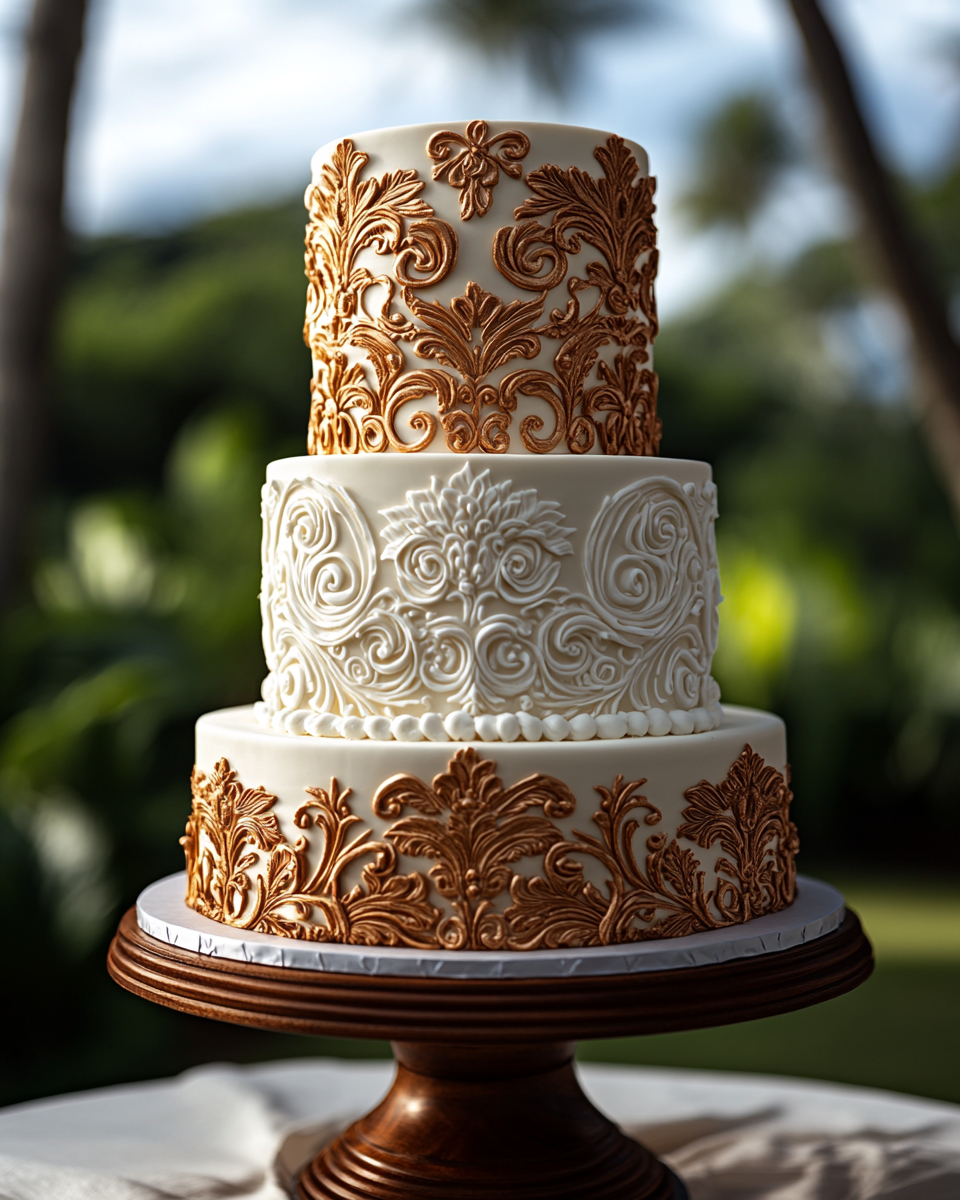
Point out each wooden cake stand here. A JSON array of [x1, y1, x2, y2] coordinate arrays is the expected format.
[[107, 881, 872, 1200]]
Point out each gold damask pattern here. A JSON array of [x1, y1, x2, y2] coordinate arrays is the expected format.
[[303, 131, 661, 456], [493, 135, 660, 454], [183, 747, 797, 949], [507, 746, 797, 948], [373, 749, 576, 949], [427, 121, 530, 220]]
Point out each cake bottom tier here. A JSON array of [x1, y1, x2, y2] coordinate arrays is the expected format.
[[186, 705, 797, 951]]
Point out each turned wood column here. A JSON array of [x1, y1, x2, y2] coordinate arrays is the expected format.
[[297, 1040, 680, 1199]]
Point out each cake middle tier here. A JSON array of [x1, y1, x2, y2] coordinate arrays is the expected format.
[[259, 454, 722, 739]]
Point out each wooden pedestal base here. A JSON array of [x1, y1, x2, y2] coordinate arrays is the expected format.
[[297, 1041, 683, 1200], [108, 907, 871, 1199]]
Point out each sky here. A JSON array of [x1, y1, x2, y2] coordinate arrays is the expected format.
[[0, 0, 957, 317]]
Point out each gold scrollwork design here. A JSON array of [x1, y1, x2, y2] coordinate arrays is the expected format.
[[183, 746, 797, 950], [182, 759, 440, 945], [507, 746, 797, 947], [585, 350, 662, 456], [406, 282, 545, 453], [373, 747, 576, 950], [303, 139, 458, 456], [493, 135, 661, 454], [427, 120, 531, 220]]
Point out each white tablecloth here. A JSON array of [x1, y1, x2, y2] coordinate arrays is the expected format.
[[0, 1059, 957, 1199]]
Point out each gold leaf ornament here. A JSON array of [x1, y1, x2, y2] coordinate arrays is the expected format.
[[427, 121, 531, 220], [373, 747, 577, 950], [505, 775, 719, 949], [183, 759, 440, 945], [182, 760, 281, 923], [585, 350, 662, 456], [508, 745, 797, 948], [679, 745, 798, 922], [504, 135, 658, 318], [492, 135, 662, 455], [406, 281, 545, 452], [303, 138, 458, 455]]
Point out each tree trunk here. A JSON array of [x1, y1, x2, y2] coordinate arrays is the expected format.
[[786, 0, 960, 521], [0, 0, 88, 604]]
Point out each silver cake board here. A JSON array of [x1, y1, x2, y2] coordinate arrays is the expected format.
[[137, 872, 844, 981]]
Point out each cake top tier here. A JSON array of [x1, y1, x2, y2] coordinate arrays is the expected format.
[[304, 121, 659, 457]]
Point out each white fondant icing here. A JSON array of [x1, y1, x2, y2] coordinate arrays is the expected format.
[[391, 715, 422, 742], [420, 713, 447, 742], [518, 713, 543, 742], [475, 713, 498, 742], [380, 462, 574, 619], [364, 715, 392, 741], [627, 711, 649, 737], [444, 711, 475, 741], [252, 702, 733, 744], [669, 709, 696, 736], [496, 712, 520, 742], [283, 709, 310, 735], [596, 713, 628, 740], [543, 714, 571, 741], [570, 714, 598, 741]]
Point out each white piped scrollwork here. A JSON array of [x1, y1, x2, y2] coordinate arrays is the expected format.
[[260, 465, 721, 738]]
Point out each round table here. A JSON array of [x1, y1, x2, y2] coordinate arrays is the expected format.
[[1, 1059, 957, 1199]]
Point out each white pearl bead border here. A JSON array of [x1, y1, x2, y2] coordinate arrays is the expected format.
[[253, 702, 723, 742]]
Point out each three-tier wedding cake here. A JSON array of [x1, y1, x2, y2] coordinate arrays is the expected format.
[[181, 121, 798, 952]]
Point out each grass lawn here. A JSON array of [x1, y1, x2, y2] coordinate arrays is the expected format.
[[578, 872, 960, 1104]]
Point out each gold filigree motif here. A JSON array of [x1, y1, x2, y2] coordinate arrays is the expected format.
[[586, 350, 662, 456], [680, 745, 798, 922], [304, 134, 662, 455], [506, 775, 718, 948], [493, 136, 661, 454], [303, 139, 458, 455], [184, 746, 797, 949], [373, 747, 576, 949], [427, 121, 531, 220], [407, 282, 544, 452], [182, 759, 440, 945], [507, 745, 797, 947], [182, 759, 281, 924]]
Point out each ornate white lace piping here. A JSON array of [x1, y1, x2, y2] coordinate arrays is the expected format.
[[259, 463, 723, 729]]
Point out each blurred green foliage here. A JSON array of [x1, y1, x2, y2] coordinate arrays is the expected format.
[[679, 92, 797, 230], [418, 0, 653, 95], [1, 142, 959, 1107]]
